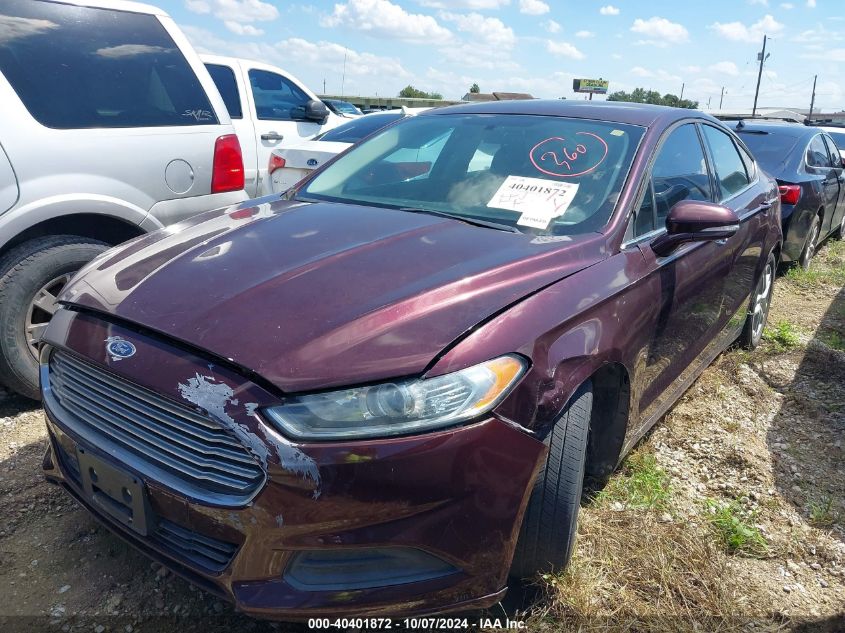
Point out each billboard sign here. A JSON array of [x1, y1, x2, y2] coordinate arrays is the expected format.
[[572, 79, 609, 94]]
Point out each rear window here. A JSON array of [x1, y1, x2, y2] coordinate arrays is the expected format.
[[737, 131, 800, 173], [826, 131, 845, 150], [317, 114, 404, 144], [0, 0, 217, 129], [205, 63, 242, 119]]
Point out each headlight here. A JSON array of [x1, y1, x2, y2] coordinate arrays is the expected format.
[[263, 355, 526, 440]]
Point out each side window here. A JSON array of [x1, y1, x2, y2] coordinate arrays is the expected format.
[[737, 143, 757, 180], [634, 181, 656, 236], [205, 64, 242, 119], [249, 70, 310, 121], [823, 135, 842, 168], [702, 125, 750, 201], [650, 124, 711, 229], [807, 135, 833, 168], [0, 0, 217, 129]]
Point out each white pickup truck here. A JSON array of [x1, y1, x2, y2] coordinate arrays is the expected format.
[[201, 55, 346, 197]]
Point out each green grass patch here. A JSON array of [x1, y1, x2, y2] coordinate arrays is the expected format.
[[762, 320, 801, 352], [819, 328, 845, 352], [597, 451, 671, 510], [809, 495, 836, 529], [706, 500, 768, 557]]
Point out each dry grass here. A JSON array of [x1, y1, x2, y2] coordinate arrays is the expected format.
[[528, 510, 748, 632]]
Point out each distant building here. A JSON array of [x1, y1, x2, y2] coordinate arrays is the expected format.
[[461, 91, 535, 102]]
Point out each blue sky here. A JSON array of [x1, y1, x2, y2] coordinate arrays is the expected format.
[[165, 0, 844, 111]]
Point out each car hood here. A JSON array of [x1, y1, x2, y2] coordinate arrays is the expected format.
[[59, 198, 606, 393]]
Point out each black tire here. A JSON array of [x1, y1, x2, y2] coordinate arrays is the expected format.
[[739, 251, 776, 350], [510, 381, 592, 578], [0, 236, 109, 400], [798, 214, 821, 271], [836, 210, 845, 240]]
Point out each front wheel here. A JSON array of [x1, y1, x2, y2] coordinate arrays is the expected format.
[[510, 381, 592, 578], [739, 252, 776, 349], [0, 236, 109, 399]]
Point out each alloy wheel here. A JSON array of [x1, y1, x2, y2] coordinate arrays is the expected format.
[[801, 218, 820, 270], [751, 260, 773, 343], [24, 273, 72, 361]]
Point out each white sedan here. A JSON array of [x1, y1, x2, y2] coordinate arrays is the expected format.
[[268, 110, 419, 193]]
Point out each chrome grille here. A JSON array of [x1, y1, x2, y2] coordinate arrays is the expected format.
[[48, 351, 264, 499]]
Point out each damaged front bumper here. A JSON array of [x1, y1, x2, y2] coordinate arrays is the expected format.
[[40, 308, 546, 619]]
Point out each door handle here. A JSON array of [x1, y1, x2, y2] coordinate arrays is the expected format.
[[261, 131, 284, 142]]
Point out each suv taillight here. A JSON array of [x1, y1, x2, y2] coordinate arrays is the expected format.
[[778, 184, 801, 206], [211, 134, 244, 193]]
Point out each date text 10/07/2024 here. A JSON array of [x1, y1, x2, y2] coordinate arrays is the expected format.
[[307, 617, 527, 629]]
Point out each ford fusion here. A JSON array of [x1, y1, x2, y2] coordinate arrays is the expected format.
[[41, 101, 782, 619]]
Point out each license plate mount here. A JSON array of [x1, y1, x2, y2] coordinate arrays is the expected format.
[[76, 447, 152, 536]]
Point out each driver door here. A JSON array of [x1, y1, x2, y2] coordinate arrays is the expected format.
[[243, 66, 332, 194]]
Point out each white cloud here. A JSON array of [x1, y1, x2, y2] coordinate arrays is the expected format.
[[96, 44, 169, 59], [418, 0, 509, 8], [748, 0, 768, 5], [519, 0, 549, 15], [807, 0, 816, 7], [710, 14, 784, 42], [780, 2, 794, 7], [599, 5, 620, 15], [186, 0, 279, 23], [630, 66, 652, 77], [802, 48, 845, 62], [709, 60, 739, 76], [322, 0, 452, 44], [627, 66, 682, 83], [439, 11, 515, 47], [224, 20, 264, 36], [575, 30, 595, 38], [682, 64, 702, 73], [631, 16, 689, 46], [543, 19, 561, 33], [546, 40, 585, 59]]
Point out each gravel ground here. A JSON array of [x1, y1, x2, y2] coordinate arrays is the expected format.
[[0, 243, 843, 633]]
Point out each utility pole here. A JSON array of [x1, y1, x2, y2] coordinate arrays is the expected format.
[[707, 96, 712, 109], [808, 74, 817, 122], [719, 86, 726, 109], [323, 78, 326, 94], [680, 82, 685, 101], [752, 34, 769, 117], [341, 49, 347, 98]]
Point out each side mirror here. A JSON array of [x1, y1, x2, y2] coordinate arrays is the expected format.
[[303, 99, 330, 124], [650, 200, 740, 257]]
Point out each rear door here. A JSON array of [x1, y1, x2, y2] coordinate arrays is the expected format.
[[205, 60, 259, 197], [806, 134, 840, 235], [699, 123, 769, 325], [0, 0, 236, 221]]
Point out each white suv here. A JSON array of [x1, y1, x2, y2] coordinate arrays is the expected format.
[[0, 0, 248, 399]]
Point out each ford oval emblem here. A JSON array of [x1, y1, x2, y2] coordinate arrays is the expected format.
[[105, 336, 136, 361], [307, 158, 319, 167]]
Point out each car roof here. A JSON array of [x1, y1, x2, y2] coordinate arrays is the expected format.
[[425, 99, 713, 127], [723, 119, 817, 138], [47, 0, 168, 16]]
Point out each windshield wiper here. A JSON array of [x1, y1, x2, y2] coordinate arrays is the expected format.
[[398, 207, 521, 233]]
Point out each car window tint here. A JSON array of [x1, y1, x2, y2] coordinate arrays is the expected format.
[[249, 70, 310, 121], [0, 0, 217, 129], [807, 135, 833, 168], [737, 143, 756, 180], [826, 131, 845, 151], [823, 135, 842, 167], [702, 125, 750, 201], [651, 124, 711, 226], [205, 63, 242, 119], [738, 131, 799, 174]]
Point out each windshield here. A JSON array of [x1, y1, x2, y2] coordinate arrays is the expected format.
[[316, 113, 404, 144], [737, 131, 800, 173], [300, 113, 645, 235]]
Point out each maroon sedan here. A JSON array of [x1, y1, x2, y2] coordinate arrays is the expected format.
[[40, 101, 781, 619]]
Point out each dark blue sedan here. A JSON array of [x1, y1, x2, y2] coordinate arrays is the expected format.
[[729, 120, 845, 269]]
